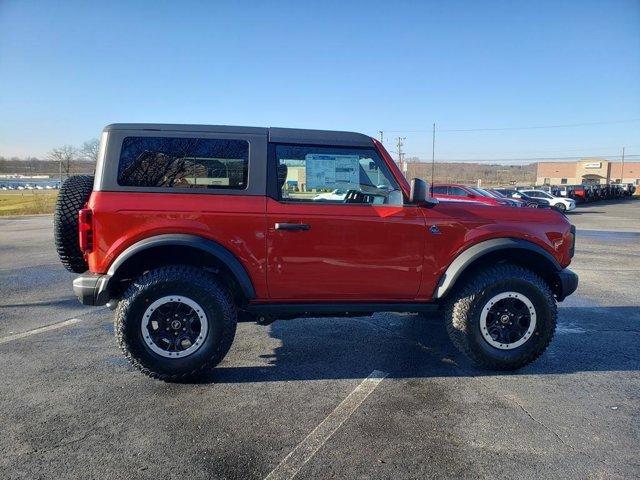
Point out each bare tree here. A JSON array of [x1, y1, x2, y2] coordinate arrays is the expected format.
[[48, 145, 76, 180], [79, 139, 100, 163]]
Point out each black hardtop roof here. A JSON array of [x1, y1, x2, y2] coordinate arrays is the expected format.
[[103, 123, 373, 147]]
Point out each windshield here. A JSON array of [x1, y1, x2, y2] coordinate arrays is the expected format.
[[535, 191, 554, 199], [470, 187, 494, 198]]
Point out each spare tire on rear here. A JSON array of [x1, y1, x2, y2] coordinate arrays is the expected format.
[[54, 175, 94, 273]]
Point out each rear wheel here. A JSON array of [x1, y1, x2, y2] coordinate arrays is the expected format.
[[444, 264, 556, 370], [115, 265, 237, 381]]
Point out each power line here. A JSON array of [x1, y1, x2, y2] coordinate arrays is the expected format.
[[441, 118, 640, 132], [374, 118, 640, 134], [401, 154, 640, 164]]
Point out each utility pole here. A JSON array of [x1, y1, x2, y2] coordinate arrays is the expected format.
[[621, 146, 626, 183], [431, 123, 436, 186], [396, 137, 405, 163], [378, 131, 384, 144], [396, 137, 406, 177]]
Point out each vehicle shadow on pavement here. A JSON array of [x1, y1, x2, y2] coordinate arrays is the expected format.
[[0, 297, 81, 310], [199, 306, 639, 384]]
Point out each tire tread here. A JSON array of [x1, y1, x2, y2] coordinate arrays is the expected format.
[[53, 175, 94, 273], [444, 263, 557, 370], [114, 265, 237, 382]]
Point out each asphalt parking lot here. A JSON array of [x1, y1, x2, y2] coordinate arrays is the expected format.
[[1, 200, 639, 480]]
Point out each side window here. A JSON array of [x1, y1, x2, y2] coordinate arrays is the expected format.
[[449, 187, 467, 196], [117, 136, 249, 189], [527, 191, 538, 197], [274, 145, 402, 205], [431, 186, 448, 195]]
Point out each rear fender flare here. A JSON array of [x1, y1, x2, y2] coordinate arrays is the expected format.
[[106, 234, 256, 299]]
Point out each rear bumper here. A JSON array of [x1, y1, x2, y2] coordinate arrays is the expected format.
[[554, 268, 578, 301], [72, 273, 111, 306]]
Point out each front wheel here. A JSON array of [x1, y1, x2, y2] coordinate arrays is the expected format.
[[444, 264, 557, 370], [554, 202, 567, 212], [115, 265, 237, 381]]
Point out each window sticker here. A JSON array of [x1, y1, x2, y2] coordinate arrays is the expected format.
[[305, 154, 360, 190]]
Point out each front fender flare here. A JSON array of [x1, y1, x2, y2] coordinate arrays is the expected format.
[[433, 238, 561, 299]]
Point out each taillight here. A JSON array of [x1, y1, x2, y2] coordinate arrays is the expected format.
[[78, 208, 93, 253], [569, 225, 576, 258]]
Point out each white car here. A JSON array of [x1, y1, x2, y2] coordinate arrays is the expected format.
[[313, 189, 347, 201], [520, 189, 576, 212]]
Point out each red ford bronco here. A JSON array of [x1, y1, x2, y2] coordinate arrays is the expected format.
[[54, 124, 578, 381]]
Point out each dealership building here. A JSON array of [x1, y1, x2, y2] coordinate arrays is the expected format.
[[536, 158, 639, 186]]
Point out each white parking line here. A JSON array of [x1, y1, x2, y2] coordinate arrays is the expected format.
[[264, 369, 388, 480], [0, 317, 85, 345]]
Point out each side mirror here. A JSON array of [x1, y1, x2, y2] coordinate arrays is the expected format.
[[410, 178, 438, 208]]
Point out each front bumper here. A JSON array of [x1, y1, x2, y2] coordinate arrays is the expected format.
[[72, 273, 111, 306], [554, 268, 579, 301]]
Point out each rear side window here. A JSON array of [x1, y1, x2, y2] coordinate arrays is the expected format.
[[117, 136, 248, 189], [431, 186, 448, 194]]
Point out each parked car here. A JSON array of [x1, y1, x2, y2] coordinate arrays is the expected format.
[[53, 123, 578, 381], [471, 187, 523, 207], [313, 189, 347, 201], [487, 189, 528, 207], [519, 189, 576, 213], [431, 183, 514, 206], [493, 188, 551, 208]]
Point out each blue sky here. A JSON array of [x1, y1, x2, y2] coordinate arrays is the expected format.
[[1, 0, 639, 162]]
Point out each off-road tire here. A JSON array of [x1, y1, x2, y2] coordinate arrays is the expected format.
[[444, 264, 557, 370], [54, 175, 94, 273], [115, 265, 237, 381]]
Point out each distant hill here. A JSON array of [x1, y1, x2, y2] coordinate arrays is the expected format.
[[400, 161, 536, 187], [0, 158, 95, 176]]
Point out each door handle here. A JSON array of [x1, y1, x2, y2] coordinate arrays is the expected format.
[[275, 223, 310, 231]]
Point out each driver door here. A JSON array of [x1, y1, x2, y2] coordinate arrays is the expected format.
[[266, 143, 426, 301]]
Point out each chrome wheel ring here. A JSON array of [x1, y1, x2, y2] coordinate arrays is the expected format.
[[141, 295, 208, 359], [479, 292, 536, 350]]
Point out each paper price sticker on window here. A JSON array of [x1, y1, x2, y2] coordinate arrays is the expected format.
[[305, 154, 360, 190]]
